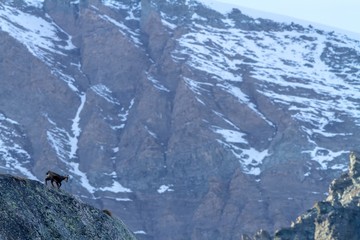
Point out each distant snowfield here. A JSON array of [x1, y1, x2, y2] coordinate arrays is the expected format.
[[0, 3, 75, 64], [197, 0, 360, 40], [173, 0, 360, 175]]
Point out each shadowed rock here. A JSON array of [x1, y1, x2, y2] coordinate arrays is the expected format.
[[248, 152, 360, 240], [0, 174, 136, 240]]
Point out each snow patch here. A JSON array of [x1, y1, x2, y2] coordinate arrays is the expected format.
[[91, 84, 121, 105], [99, 180, 132, 193], [0, 4, 75, 64], [23, 0, 44, 8], [101, 0, 127, 9], [302, 147, 348, 170], [95, 10, 142, 46], [157, 184, 174, 193], [134, 230, 147, 235], [214, 126, 270, 175], [70, 94, 86, 159], [0, 114, 38, 180], [214, 128, 247, 144], [147, 74, 170, 92]]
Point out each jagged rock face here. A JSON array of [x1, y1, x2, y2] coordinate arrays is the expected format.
[[0, 0, 360, 239], [0, 174, 135, 240], [264, 152, 360, 240], [349, 151, 360, 179]]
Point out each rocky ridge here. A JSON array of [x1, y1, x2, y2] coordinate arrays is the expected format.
[[0, 174, 136, 240], [244, 151, 360, 240]]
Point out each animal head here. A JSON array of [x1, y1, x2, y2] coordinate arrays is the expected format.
[[64, 175, 69, 182], [103, 209, 112, 217]]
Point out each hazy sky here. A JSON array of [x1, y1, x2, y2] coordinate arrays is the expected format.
[[201, 0, 360, 35]]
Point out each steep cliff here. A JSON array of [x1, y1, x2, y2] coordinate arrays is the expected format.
[[0, 174, 136, 240], [244, 151, 360, 240]]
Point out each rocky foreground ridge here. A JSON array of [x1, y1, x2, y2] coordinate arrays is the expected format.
[[0, 174, 136, 240], [244, 151, 360, 240]]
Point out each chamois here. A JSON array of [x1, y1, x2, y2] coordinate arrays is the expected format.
[[45, 171, 69, 189]]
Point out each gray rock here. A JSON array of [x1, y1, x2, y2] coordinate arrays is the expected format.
[[268, 152, 360, 240], [0, 174, 136, 240]]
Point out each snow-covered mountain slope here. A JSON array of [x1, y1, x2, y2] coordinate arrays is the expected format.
[[173, 8, 360, 174], [0, 0, 359, 239]]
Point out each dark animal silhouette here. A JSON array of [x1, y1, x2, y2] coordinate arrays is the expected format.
[[45, 171, 69, 189]]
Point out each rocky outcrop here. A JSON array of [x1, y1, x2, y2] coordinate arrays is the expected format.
[[245, 152, 360, 240], [0, 174, 136, 240]]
